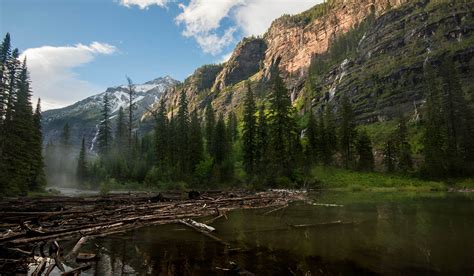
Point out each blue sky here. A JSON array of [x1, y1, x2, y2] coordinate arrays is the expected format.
[[1, 0, 319, 109]]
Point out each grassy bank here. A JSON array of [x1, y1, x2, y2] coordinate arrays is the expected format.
[[312, 166, 474, 192]]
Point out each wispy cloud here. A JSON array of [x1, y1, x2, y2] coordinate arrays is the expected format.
[[20, 42, 117, 110], [174, 0, 320, 55], [118, 0, 169, 9]]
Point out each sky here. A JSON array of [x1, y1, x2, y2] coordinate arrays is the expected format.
[[1, 0, 321, 110]]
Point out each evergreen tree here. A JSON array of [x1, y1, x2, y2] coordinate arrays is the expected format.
[[115, 107, 127, 148], [177, 90, 190, 176], [395, 111, 412, 172], [97, 94, 112, 157], [422, 63, 446, 177], [227, 111, 238, 143], [61, 123, 71, 149], [30, 98, 46, 190], [154, 99, 169, 171], [0, 33, 11, 130], [212, 113, 232, 182], [242, 81, 256, 178], [306, 110, 319, 165], [268, 71, 296, 180], [77, 137, 87, 185], [439, 57, 471, 176], [255, 105, 269, 181], [383, 137, 397, 173], [205, 102, 215, 156], [338, 96, 356, 169], [1, 59, 34, 195], [126, 77, 135, 149], [321, 104, 336, 165], [356, 130, 374, 171], [189, 110, 203, 174]]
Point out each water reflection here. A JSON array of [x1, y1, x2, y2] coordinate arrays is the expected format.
[[69, 192, 474, 275]]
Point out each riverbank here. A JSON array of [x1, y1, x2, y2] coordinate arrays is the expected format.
[[312, 166, 474, 192]]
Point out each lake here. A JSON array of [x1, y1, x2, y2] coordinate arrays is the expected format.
[[62, 191, 474, 275]]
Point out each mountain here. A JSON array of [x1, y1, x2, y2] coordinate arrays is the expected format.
[[42, 76, 179, 149], [159, 0, 473, 123]]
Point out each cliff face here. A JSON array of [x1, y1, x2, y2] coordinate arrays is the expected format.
[[262, 0, 407, 86], [160, 0, 473, 124], [312, 0, 474, 122]]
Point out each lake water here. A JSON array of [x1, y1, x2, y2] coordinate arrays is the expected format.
[[63, 191, 474, 275]]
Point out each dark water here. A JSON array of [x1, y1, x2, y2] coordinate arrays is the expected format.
[[65, 192, 474, 275]]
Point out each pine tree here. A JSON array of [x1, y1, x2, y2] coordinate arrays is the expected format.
[[227, 111, 238, 143], [205, 102, 215, 156], [97, 94, 112, 157], [422, 63, 446, 177], [0, 33, 12, 130], [126, 77, 135, 149], [30, 98, 46, 190], [383, 137, 397, 173], [189, 110, 203, 174], [61, 123, 71, 149], [439, 57, 470, 176], [338, 96, 356, 169], [306, 110, 319, 165], [1, 59, 34, 195], [321, 104, 336, 165], [356, 130, 374, 171], [177, 90, 190, 176], [268, 70, 296, 180], [212, 113, 232, 182], [255, 105, 269, 182], [115, 106, 127, 148], [242, 81, 256, 178], [154, 99, 169, 171], [395, 111, 412, 172], [77, 137, 87, 185]]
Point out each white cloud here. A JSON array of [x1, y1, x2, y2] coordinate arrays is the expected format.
[[119, 0, 169, 9], [20, 42, 117, 110], [175, 0, 321, 55], [235, 0, 319, 36]]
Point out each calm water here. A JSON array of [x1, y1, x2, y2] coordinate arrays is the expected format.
[[63, 192, 474, 275]]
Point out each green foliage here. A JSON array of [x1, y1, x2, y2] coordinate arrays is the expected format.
[[356, 130, 374, 171], [97, 94, 112, 157], [242, 81, 256, 178], [338, 96, 357, 169], [0, 35, 46, 195]]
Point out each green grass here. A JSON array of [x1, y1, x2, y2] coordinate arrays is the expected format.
[[312, 166, 446, 191]]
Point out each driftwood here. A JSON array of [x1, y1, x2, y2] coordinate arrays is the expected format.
[[0, 190, 306, 274], [61, 264, 91, 276]]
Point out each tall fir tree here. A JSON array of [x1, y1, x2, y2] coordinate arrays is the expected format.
[[177, 90, 190, 176], [306, 110, 319, 165], [115, 107, 127, 148], [30, 98, 46, 190], [338, 96, 356, 169], [189, 110, 203, 174], [212, 113, 232, 182], [255, 105, 269, 182], [322, 104, 336, 165], [154, 99, 169, 171], [242, 81, 256, 178], [356, 130, 374, 171], [126, 77, 135, 150], [77, 137, 87, 185], [205, 102, 215, 156], [227, 111, 238, 143], [97, 94, 112, 157], [395, 111, 412, 172], [422, 62, 446, 177], [268, 70, 296, 180]]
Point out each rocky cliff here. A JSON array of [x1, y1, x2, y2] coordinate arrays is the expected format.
[[160, 0, 473, 123]]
